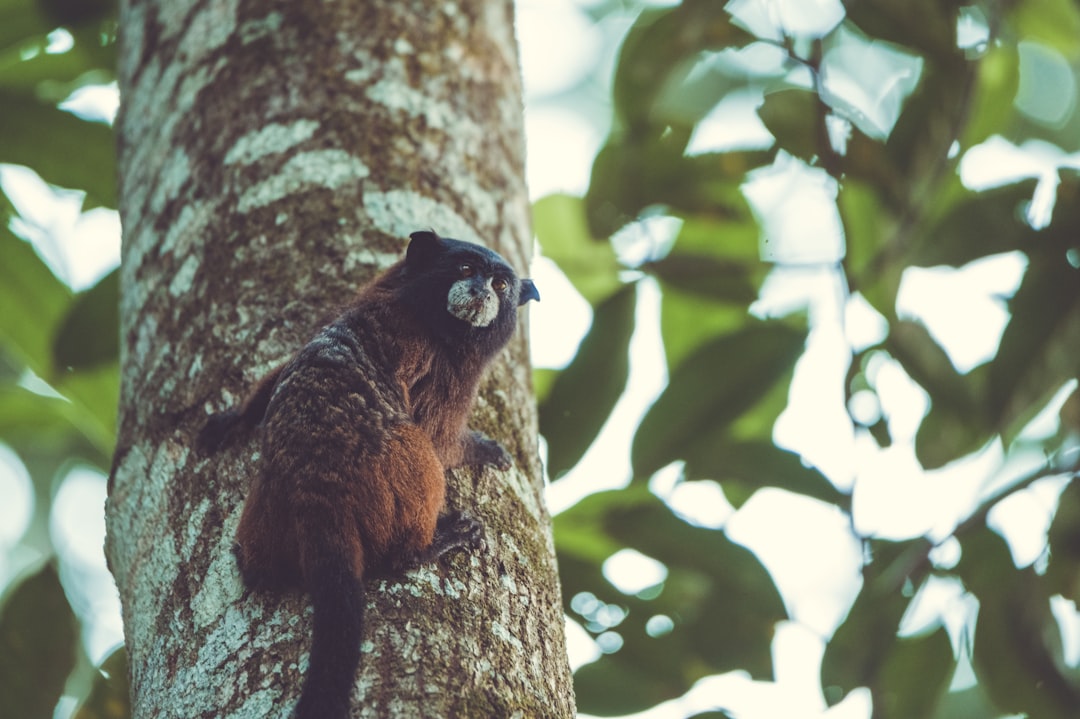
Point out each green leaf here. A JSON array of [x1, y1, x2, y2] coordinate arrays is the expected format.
[[559, 537, 691, 714], [656, 216, 762, 368], [912, 183, 1037, 268], [0, 373, 114, 466], [0, 563, 78, 719], [687, 545, 783, 679], [0, 224, 71, 375], [0, 91, 116, 207], [727, 351, 802, 442], [0, 383, 81, 443], [837, 179, 902, 316], [651, 54, 747, 129], [0, 0, 50, 49], [960, 528, 1080, 719], [846, 0, 959, 68], [558, 487, 785, 715], [884, 52, 970, 183], [914, 400, 994, 471], [658, 284, 747, 372], [757, 89, 818, 162], [73, 646, 129, 719], [889, 319, 1006, 470], [987, 250, 1080, 445], [53, 362, 119, 455], [887, 320, 994, 469], [890, 321, 979, 406], [594, 491, 785, 680], [37, 0, 116, 28], [540, 285, 636, 479], [1009, 0, 1080, 56], [1046, 477, 1080, 603], [572, 654, 682, 717], [875, 627, 955, 719], [0, 21, 116, 98], [532, 367, 557, 405], [641, 253, 758, 305], [585, 141, 763, 238], [683, 441, 848, 510], [612, 1, 753, 133], [584, 140, 685, 238], [845, 125, 906, 205], [0, 369, 120, 464], [930, 681, 1004, 719], [0, 47, 107, 96], [821, 538, 934, 704], [53, 268, 119, 370], [632, 321, 807, 479], [960, 43, 1021, 150], [532, 193, 622, 306]]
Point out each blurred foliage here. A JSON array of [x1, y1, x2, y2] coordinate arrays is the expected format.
[[533, 0, 1080, 717], [0, 563, 77, 718], [71, 646, 128, 719], [0, 0, 120, 714], [2, 0, 1080, 718]]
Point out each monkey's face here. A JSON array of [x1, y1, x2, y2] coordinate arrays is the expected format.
[[403, 231, 539, 347], [446, 264, 512, 328]]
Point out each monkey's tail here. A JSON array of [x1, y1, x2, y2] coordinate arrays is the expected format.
[[293, 527, 365, 719]]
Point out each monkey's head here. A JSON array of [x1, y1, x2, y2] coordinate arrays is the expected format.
[[401, 230, 539, 351]]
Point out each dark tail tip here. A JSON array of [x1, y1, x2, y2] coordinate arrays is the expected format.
[[293, 691, 351, 719], [292, 573, 365, 719]]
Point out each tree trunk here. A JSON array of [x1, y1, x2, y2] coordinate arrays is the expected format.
[[104, 0, 575, 717]]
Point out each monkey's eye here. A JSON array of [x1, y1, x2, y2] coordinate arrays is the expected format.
[[459, 263, 475, 278], [492, 277, 508, 293]]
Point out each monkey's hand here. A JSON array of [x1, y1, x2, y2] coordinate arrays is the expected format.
[[197, 364, 285, 454], [462, 431, 512, 471], [196, 409, 243, 454]]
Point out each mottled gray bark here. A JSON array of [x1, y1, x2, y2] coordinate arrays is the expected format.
[[105, 0, 575, 716]]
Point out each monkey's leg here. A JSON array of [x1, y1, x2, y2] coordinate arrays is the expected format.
[[234, 474, 301, 591]]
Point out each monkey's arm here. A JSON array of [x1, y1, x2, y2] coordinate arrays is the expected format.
[[197, 363, 287, 453]]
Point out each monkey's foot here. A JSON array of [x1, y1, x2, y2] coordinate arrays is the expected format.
[[392, 512, 485, 575], [427, 510, 485, 562]]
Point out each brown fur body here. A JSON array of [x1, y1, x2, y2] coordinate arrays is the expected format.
[[199, 231, 538, 719]]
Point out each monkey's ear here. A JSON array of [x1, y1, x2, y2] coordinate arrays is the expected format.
[[407, 230, 442, 266], [518, 279, 540, 305]]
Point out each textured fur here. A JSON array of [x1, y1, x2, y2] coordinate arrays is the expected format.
[[198, 231, 538, 719], [446, 276, 501, 327]]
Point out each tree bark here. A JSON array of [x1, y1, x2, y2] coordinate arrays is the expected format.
[[104, 0, 575, 717]]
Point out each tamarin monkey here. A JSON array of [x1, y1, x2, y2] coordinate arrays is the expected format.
[[198, 230, 539, 719]]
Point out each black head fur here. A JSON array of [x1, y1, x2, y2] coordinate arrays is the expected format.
[[400, 231, 537, 353]]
